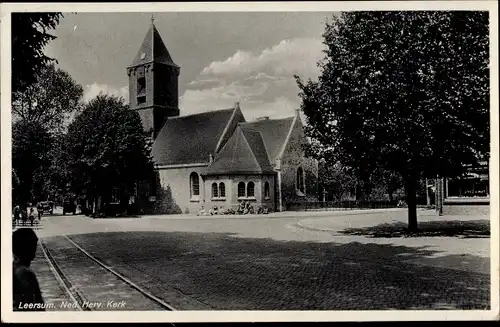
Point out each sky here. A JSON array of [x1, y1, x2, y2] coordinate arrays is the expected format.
[[44, 12, 336, 121]]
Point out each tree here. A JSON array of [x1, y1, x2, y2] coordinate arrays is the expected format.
[[319, 160, 356, 201], [12, 64, 84, 133], [296, 12, 489, 231], [370, 168, 404, 202], [11, 13, 64, 95], [12, 120, 53, 205], [11, 65, 83, 205], [66, 94, 155, 213]]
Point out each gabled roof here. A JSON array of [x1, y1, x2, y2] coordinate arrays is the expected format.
[[204, 126, 275, 175], [152, 108, 238, 166], [129, 24, 178, 68], [240, 117, 295, 164]]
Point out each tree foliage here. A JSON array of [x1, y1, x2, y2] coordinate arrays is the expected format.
[[11, 65, 83, 205], [12, 13, 64, 95], [12, 120, 53, 205], [12, 64, 84, 133], [319, 161, 356, 201], [66, 94, 155, 208], [296, 11, 489, 230], [369, 168, 404, 202]]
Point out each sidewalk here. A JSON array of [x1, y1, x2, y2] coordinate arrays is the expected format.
[[296, 209, 489, 234], [294, 209, 491, 273]]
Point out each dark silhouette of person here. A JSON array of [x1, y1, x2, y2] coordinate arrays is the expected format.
[[21, 207, 28, 226], [28, 207, 36, 226], [13, 204, 21, 226], [12, 228, 45, 311]]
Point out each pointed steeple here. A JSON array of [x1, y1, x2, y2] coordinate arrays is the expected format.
[[127, 18, 181, 139], [128, 19, 179, 68]]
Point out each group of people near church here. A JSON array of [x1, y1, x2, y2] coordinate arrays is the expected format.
[[13, 204, 41, 227], [197, 201, 269, 216]]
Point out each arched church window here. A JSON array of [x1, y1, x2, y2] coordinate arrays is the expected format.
[[264, 182, 270, 199], [219, 183, 226, 198], [297, 167, 305, 194], [190, 172, 200, 197], [212, 183, 218, 198], [247, 182, 255, 197], [238, 182, 246, 198]]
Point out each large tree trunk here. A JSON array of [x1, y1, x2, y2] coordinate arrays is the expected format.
[[404, 175, 418, 232]]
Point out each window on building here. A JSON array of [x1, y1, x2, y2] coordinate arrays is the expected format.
[[264, 181, 270, 199], [297, 167, 305, 194], [219, 182, 226, 198], [137, 77, 146, 94], [212, 182, 218, 198], [190, 172, 200, 197], [238, 182, 246, 198], [247, 182, 255, 197], [111, 188, 121, 204], [137, 77, 146, 104]]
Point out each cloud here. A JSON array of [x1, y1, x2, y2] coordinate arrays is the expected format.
[[201, 38, 324, 79], [83, 83, 129, 103], [180, 38, 324, 120]]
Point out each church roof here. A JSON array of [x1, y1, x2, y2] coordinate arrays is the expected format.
[[204, 126, 275, 175], [240, 117, 295, 164], [152, 108, 238, 165], [129, 23, 179, 68]]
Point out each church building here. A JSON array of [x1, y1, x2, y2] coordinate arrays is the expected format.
[[127, 21, 318, 214]]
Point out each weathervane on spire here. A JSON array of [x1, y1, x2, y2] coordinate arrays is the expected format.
[[151, 14, 155, 25]]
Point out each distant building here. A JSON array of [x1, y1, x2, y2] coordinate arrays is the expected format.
[[445, 161, 490, 199], [127, 21, 318, 214]]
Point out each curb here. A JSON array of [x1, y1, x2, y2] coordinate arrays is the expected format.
[[294, 221, 343, 235], [138, 208, 410, 220]]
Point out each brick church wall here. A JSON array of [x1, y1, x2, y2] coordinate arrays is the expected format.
[[157, 166, 208, 214], [279, 118, 319, 208]]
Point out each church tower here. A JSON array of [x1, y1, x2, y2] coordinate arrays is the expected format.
[[127, 17, 180, 139]]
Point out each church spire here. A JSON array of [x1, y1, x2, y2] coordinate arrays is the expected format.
[[128, 17, 179, 69], [127, 18, 180, 139]]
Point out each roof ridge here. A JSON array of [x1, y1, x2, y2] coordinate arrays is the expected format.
[[276, 114, 298, 161], [244, 129, 274, 172], [239, 127, 262, 172], [243, 129, 273, 168], [168, 107, 235, 120], [229, 125, 241, 171], [241, 116, 294, 124], [215, 107, 240, 154]]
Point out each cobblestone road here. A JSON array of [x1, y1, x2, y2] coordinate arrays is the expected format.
[[37, 212, 491, 310]]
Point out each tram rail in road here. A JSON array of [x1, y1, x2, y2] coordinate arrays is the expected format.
[[40, 235, 177, 311]]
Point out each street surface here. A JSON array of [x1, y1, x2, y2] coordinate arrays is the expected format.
[[28, 208, 490, 310]]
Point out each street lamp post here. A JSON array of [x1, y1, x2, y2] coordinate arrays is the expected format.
[[435, 176, 443, 216], [425, 178, 430, 206]]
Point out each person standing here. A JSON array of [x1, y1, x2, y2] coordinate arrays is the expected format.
[[12, 228, 45, 311], [21, 207, 28, 226], [13, 204, 21, 226], [28, 206, 36, 227]]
